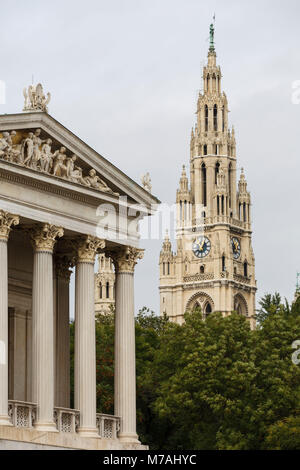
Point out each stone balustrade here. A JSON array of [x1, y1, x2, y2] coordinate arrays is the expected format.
[[7, 401, 120, 440], [8, 400, 37, 428], [54, 407, 80, 433], [96, 413, 120, 440], [183, 273, 214, 283]]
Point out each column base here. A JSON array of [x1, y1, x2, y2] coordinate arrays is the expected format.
[[118, 432, 141, 444], [34, 421, 58, 433], [77, 426, 99, 439], [0, 415, 12, 427]]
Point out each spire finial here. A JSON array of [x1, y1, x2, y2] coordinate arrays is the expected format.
[[209, 22, 215, 52]]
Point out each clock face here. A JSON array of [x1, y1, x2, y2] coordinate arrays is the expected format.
[[192, 236, 211, 258], [231, 237, 241, 259]]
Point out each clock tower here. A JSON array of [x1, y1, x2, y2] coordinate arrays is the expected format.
[[159, 24, 257, 328]]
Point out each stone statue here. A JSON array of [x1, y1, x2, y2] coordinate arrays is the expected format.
[[66, 155, 86, 184], [52, 147, 68, 177], [141, 172, 152, 192], [31, 129, 45, 170], [84, 168, 116, 194], [40, 139, 53, 173], [0, 132, 10, 159], [22, 133, 35, 166], [23, 83, 51, 112]]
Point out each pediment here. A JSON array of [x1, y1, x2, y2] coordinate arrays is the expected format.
[[0, 112, 159, 210]]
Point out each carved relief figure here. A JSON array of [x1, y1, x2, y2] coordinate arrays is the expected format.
[[40, 139, 53, 173], [141, 172, 152, 192], [0, 129, 117, 194], [22, 133, 35, 167], [66, 155, 86, 184], [84, 169, 113, 193], [52, 147, 68, 177]]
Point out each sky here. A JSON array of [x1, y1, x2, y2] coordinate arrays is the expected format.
[[1, 0, 299, 316]]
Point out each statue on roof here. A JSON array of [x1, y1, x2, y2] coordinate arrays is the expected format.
[[23, 83, 51, 112]]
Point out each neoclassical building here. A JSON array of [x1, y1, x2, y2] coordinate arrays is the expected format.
[[159, 26, 257, 327], [0, 84, 158, 449]]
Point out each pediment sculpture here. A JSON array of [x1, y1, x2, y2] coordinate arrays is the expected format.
[[0, 129, 119, 195]]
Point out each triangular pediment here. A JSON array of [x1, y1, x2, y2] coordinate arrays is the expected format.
[[0, 112, 159, 210]]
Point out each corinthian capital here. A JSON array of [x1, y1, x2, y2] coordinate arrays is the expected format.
[[113, 246, 144, 273], [0, 210, 20, 241], [74, 236, 105, 264], [31, 223, 64, 252]]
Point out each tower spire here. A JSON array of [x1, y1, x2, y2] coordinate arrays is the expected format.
[[209, 23, 215, 53]]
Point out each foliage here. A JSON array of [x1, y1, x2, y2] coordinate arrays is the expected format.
[[70, 293, 300, 450]]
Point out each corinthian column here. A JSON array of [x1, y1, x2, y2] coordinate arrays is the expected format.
[[113, 246, 144, 443], [74, 236, 105, 437], [54, 255, 73, 408], [0, 211, 19, 426], [31, 223, 64, 432]]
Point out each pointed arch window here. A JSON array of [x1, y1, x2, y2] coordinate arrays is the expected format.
[[222, 106, 225, 132], [167, 262, 170, 275], [106, 281, 110, 299], [205, 303, 212, 316], [228, 163, 232, 208], [222, 255, 226, 272], [200, 265, 205, 274], [213, 104, 218, 131], [163, 262, 165, 275], [205, 105, 208, 132], [201, 163, 207, 206], [215, 162, 220, 184], [244, 262, 248, 278], [99, 282, 103, 299], [203, 144, 207, 155]]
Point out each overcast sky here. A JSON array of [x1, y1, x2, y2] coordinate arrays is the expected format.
[[1, 0, 299, 315]]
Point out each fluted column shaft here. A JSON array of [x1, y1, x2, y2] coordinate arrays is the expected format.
[[113, 247, 144, 443], [31, 224, 63, 432], [0, 211, 19, 426], [55, 258, 72, 408], [74, 236, 105, 437]]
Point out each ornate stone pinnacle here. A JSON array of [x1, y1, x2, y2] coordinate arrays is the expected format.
[[0, 210, 20, 241], [112, 246, 144, 273], [74, 236, 105, 264], [31, 223, 64, 253]]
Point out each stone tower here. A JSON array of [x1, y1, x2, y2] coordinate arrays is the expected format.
[[95, 254, 115, 315], [159, 24, 257, 328]]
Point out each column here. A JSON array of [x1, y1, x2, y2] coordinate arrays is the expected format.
[[31, 223, 64, 432], [55, 255, 73, 408], [74, 236, 105, 437], [0, 211, 19, 426], [114, 246, 144, 443]]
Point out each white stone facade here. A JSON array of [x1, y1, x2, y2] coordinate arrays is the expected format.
[[0, 102, 158, 449], [159, 32, 257, 328]]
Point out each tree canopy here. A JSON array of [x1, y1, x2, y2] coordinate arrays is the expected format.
[[70, 294, 300, 449]]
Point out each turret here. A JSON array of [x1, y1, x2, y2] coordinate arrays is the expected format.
[[237, 168, 251, 224], [176, 165, 192, 227]]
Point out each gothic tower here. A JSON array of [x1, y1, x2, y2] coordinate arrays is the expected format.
[[95, 254, 115, 316], [159, 24, 257, 328]]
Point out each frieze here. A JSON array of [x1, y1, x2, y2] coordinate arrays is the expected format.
[[0, 129, 119, 196]]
